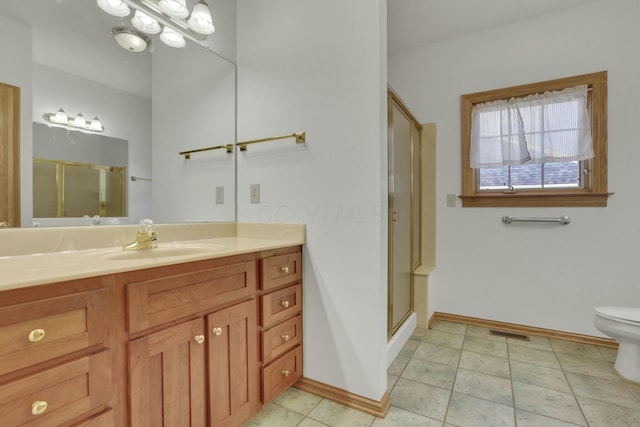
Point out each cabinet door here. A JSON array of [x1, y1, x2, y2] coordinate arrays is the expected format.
[[207, 300, 258, 427], [128, 318, 206, 427]]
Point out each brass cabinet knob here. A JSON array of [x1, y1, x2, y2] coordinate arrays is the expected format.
[[194, 335, 205, 345], [282, 334, 290, 342], [282, 370, 290, 378], [281, 266, 289, 274], [212, 327, 222, 336], [31, 400, 48, 416], [28, 329, 46, 343], [281, 300, 290, 308]]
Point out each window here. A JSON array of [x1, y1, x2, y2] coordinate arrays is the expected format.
[[460, 72, 608, 207]]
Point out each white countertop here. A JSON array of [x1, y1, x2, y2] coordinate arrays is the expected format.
[[0, 223, 304, 291]]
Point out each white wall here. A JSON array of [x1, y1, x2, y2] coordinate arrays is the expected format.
[[0, 15, 32, 227], [33, 63, 152, 224], [237, 0, 388, 400], [152, 42, 236, 223], [389, 0, 640, 337]]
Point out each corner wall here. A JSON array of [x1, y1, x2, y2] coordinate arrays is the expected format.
[[236, 0, 389, 400], [389, 0, 640, 337]]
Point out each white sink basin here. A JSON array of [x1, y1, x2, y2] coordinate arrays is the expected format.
[[101, 244, 218, 261]]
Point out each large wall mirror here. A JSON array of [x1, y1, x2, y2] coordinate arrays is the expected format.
[[0, 0, 236, 227]]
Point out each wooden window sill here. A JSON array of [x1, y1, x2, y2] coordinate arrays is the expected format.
[[460, 192, 612, 207]]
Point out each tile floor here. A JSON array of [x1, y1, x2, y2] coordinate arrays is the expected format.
[[245, 320, 640, 426]]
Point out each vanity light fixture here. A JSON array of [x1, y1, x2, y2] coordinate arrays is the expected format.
[[44, 109, 105, 133], [97, 0, 215, 51], [97, 0, 131, 17]]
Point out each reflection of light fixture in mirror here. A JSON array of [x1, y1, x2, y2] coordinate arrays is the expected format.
[[131, 10, 161, 34], [97, 0, 131, 17], [158, 0, 189, 19], [111, 27, 151, 52], [188, 0, 215, 35], [44, 109, 105, 133], [160, 26, 185, 48]]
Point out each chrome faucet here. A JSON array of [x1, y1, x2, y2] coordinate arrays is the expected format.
[[123, 219, 158, 251]]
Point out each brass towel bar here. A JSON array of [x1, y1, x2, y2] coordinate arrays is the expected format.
[[237, 131, 306, 151], [179, 131, 306, 159], [179, 144, 234, 159]]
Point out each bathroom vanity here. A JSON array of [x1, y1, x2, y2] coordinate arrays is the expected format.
[[0, 223, 304, 426]]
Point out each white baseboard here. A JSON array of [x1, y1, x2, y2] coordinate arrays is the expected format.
[[386, 312, 417, 368]]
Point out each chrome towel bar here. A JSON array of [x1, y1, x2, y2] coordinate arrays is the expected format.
[[502, 216, 570, 225]]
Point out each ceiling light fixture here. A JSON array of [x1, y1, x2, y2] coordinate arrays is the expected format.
[[97, 0, 131, 17], [44, 109, 105, 133], [111, 27, 151, 52]]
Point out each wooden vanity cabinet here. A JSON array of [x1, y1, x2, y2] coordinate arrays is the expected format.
[[258, 247, 304, 405], [0, 244, 302, 426], [124, 253, 259, 427], [0, 276, 114, 427]]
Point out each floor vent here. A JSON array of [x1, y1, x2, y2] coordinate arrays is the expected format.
[[490, 329, 529, 341]]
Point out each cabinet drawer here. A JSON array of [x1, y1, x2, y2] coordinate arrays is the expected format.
[[128, 260, 256, 334], [262, 346, 302, 404], [0, 288, 109, 376], [261, 252, 302, 291], [0, 350, 111, 427], [71, 409, 114, 427], [262, 315, 302, 364], [261, 284, 302, 329]]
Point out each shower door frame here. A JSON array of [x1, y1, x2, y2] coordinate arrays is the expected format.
[[387, 88, 422, 339]]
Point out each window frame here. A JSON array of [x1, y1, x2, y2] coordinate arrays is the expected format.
[[460, 71, 608, 207]]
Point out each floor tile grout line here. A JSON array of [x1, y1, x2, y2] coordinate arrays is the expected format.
[[552, 346, 591, 426], [442, 328, 465, 426]]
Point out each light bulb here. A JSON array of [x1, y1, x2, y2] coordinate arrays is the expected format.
[[72, 113, 86, 128], [188, 0, 215, 35], [97, 0, 131, 17], [52, 108, 68, 124], [132, 10, 161, 34], [158, 0, 189, 19], [89, 117, 104, 132], [160, 26, 185, 48]]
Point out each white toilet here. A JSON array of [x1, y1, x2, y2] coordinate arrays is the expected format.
[[594, 306, 640, 383]]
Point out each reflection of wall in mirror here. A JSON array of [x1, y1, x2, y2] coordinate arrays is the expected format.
[[32, 63, 152, 225], [152, 42, 236, 223]]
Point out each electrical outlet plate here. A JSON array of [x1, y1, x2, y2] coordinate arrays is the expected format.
[[250, 184, 260, 204]]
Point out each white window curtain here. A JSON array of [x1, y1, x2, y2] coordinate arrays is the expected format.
[[470, 85, 593, 168]]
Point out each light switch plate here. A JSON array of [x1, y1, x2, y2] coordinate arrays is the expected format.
[[215, 186, 224, 204], [446, 194, 457, 207], [250, 184, 260, 204]]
